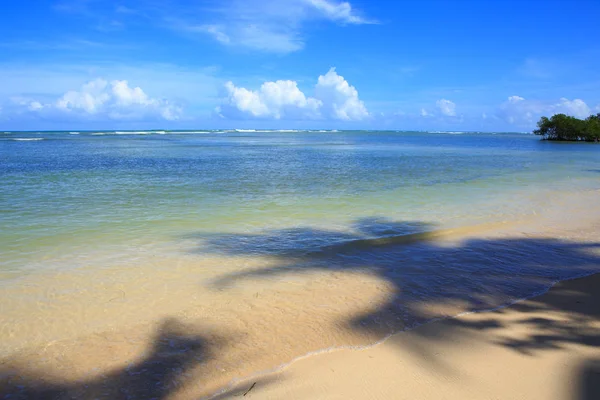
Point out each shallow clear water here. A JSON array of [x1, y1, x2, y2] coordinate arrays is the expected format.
[[2, 130, 600, 276]]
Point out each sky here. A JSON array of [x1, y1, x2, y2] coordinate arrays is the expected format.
[[1, 0, 599, 131]]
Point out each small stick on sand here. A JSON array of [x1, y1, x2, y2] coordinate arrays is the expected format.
[[243, 382, 257, 396]]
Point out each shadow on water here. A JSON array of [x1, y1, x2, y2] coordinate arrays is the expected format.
[[1, 217, 599, 399], [189, 218, 435, 258]]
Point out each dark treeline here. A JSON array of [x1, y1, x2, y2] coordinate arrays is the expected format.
[[534, 113, 600, 142]]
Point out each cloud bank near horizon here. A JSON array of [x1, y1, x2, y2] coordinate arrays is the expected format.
[[7, 79, 181, 122], [1, 68, 598, 130], [497, 96, 593, 126]]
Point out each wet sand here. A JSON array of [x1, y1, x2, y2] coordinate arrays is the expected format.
[[215, 273, 600, 400]]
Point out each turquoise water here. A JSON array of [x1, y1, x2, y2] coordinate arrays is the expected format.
[[2, 130, 600, 278]]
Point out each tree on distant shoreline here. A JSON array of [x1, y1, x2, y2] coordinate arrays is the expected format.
[[534, 113, 600, 142]]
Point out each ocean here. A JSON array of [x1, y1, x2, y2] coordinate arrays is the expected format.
[[1, 129, 600, 397]]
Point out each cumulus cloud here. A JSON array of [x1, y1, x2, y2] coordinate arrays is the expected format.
[[19, 79, 181, 121], [436, 99, 456, 117], [552, 98, 590, 119], [220, 80, 321, 119], [56, 79, 111, 113], [499, 95, 592, 126], [315, 68, 369, 120], [218, 68, 369, 121]]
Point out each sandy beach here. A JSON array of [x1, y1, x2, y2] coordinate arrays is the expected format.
[[1, 206, 599, 399], [2, 134, 600, 400], [216, 273, 600, 400]]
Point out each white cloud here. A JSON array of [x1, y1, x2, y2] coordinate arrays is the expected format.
[[306, 0, 372, 24], [0, 62, 220, 107], [235, 25, 304, 53], [436, 99, 456, 116], [171, 0, 373, 53], [315, 68, 369, 120], [177, 19, 303, 54], [553, 98, 590, 119], [507, 95, 524, 103], [498, 96, 544, 126], [218, 68, 368, 121], [56, 79, 111, 113], [499, 95, 592, 126], [19, 79, 181, 121], [417, 100, 458, 119], [200, 25, 231, 44], [28, 101, 44, 111], [219, 80, 321, 119]]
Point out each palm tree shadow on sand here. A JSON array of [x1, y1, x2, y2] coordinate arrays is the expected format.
[[193, 217, 600, 388], [578, 358, 600, 400], [0, 318, 276, 400], [2, 217, 599, 399], [1, 319, 208, 399]]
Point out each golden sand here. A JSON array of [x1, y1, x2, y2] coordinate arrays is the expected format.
[[217, 273, 600, 400], [1, 190, 600, 399]]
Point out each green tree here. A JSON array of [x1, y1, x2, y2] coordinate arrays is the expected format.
[[534, 113, 600, 142], [584, 114, 600, 141]]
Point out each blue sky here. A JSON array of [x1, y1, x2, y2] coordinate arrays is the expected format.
[[1, 0, 599, 131]]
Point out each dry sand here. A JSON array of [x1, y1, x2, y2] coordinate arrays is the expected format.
[[217, 273, 600, 400]]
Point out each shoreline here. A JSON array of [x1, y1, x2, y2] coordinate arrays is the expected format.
[[2, 225, 599, 399], [2, 188, 600, 399], [213, 272, 600, 399]]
